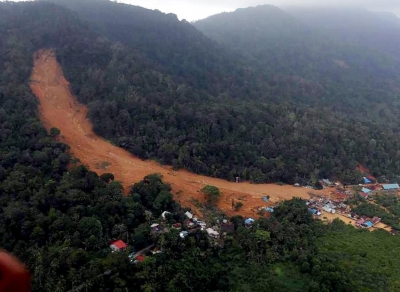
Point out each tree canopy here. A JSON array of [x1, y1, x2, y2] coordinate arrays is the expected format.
[[2, 2, 400, 290], [15, 0, 400, 185]]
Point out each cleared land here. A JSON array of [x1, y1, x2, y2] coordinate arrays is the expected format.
[[29, 49, 336, 217]]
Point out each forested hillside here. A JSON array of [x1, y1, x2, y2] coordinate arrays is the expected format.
[[1, 0, 400, 185], [194, 5, 400, 124], [8, 0, 395, 185], [285, 6, 400, 59], [39, 0, 257, 97], [3, 1, 400, 291]]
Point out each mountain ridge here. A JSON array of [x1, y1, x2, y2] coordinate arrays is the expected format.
[[3, 2, 400, 292], [4, 0, 400, 184]]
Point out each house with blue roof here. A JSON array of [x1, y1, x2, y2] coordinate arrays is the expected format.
[[361, 187, 372, 194], [382, 184, 400, 190], [363, 221, 373, 228], [363, 177, 372, 184], [308, 208, 317, 214], [265, 207, 274, 213], [244, 218, 255, 225]]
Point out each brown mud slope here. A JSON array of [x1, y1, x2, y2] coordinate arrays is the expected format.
[[30, 49, 330, 217]]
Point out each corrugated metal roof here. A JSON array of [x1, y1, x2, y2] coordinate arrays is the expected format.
[[363, 177, 372, 183], [365, 221, 373, 228], [361, 187, 372, 193], [110, 240, 127, 249], [245, 218, 254, 225], [308, 208, 317, 214], [382, 184, 399, 190], [185, 211, 193, 219]]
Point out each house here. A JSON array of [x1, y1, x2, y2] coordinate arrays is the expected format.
[[363, 221, 373, 228], [323, 204, 336, 214], [196, 220, 206, 227], [185, 219, 196, 229], [382, 184, 400, 190], [363, 177, 372, 184], [136, 255, 145, 262], [161, 211, 171, 220], [371, 216, 381, 225], [323, 205, 332, 213], [206, 228, 219, 239], [110, 240, 127, 252], [185, 211, 193, 219], [150, 223, 161, 232], [244, 218, 255, 225], [321, 179, 334, 186], [265, 207, 274, 213], [262, 196, 269, 203], [172, 223, 182, 230], [361, 187, 372, 194], [179, 231, 189, 238], [308, 208, 317, 215], [294, 183, 300, 187], [356, 219, 365, 226], [151, 248, 162, 255]]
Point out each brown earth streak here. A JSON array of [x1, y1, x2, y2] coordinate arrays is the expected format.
[[30, 49, 330, 217]]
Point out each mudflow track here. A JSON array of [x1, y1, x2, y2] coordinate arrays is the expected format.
[[30, 49, 329, 217]]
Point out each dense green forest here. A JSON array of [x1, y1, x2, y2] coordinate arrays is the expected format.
[[3, 1, 400, 291], [9, 0, 398, 185], [194, 5, 400, 121]]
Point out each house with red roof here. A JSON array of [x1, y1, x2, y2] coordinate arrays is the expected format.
[[109, 240, 127, 252], [371, 217, 381, 225], [172, 223, 182, 230], [356, 219, 365, 227]]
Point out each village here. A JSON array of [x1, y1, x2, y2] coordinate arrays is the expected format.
[[305, 178, 398, 230], [106, 175, 400, 263], [240, 176, 400, 232], [108, 207, 243, 263]]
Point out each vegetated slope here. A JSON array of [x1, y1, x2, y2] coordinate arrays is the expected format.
[[38, 0, 258, 98], [27, 0, 400, 185], [0, 2, 143, 291], [285, 6, 400, 59], [193, 5, 400, 180], [2, 0, 399, 184], [193, 5, 400, 121], [3, 3, 400, 292], [27, 52, 398, 231], [2, 4, 400, 292], [31, 49, 333, 217]]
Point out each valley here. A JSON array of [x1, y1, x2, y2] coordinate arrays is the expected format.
[[30, 49, 330, 218], [2, 1, 400, 290]]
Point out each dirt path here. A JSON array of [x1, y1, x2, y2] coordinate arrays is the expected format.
[[30, 49, 330, 217]]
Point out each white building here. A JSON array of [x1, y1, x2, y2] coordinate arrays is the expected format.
[[206, 228, 219, 239], [185, 211, 193, 219]]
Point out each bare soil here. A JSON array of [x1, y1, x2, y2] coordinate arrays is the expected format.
[[29, 49, 332, 217], [321, 212, 357, 227], [321, 211, 392, 232]]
